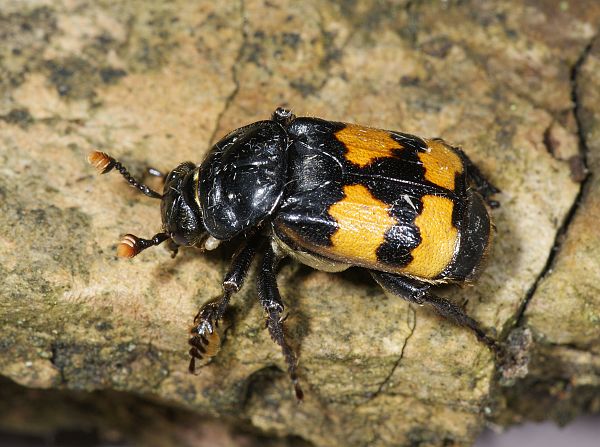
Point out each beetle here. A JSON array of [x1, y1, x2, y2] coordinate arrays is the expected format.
[[88, 107, 501, 400]]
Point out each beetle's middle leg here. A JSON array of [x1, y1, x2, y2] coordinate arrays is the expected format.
[[188, 236, 261, 372], [371, 271, 502, 356], [257, 243, 303, 401]]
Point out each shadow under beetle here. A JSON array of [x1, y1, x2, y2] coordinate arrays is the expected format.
[[89, 107, 502, 400]]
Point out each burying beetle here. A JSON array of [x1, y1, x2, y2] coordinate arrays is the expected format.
[[89, 107, 501, 400]]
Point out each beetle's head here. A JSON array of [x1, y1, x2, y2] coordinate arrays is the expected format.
[[160, 161, 206, 247], [88, 151, 211, 259]]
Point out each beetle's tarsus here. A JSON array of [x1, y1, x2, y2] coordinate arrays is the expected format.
[[421, 292, 499, 351], [257, 245, 303, 401], [166, 239, 179, 258], [293, 379, 304, 402], [371, 271, 501, 356], [192, 299, 223, 334], [187, 319, 222, 373], [188, 356, 196, 374]]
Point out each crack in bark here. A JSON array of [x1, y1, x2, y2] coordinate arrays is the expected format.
[[514, 34, 597, 328], [207, 0, 247, 147], [49, 341, 67, 385], [366, 305, 417, 401]]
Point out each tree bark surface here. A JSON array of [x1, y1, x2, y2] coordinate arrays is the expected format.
[[0, 1, 599, 446]]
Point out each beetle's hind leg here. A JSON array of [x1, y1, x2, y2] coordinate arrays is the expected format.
[[453, 146, 501, 208], [371, 271, 502, 356], [188, 236, 261, 373], [256, 243, 303, 401]]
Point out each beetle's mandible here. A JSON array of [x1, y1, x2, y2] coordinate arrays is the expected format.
[[88, 107, 501, 400]]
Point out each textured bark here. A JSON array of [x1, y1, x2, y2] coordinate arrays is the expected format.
[[0, 1, 599, 446]]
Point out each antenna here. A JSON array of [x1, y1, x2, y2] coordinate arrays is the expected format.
[[88, 151, 163, 199]]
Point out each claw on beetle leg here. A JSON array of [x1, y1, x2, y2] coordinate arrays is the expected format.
[[188, 300, 221, 373], [166, 239, 179, 258], [188, 336, 221, 371]]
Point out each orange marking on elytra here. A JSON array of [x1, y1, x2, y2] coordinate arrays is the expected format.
[[328, 184, 396, 262], [334, 124, 402, 167], [420, 139, 463, 190], [402, 195, 458, 279]]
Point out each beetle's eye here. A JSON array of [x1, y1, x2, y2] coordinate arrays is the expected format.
[[166, 171, 177, 184]]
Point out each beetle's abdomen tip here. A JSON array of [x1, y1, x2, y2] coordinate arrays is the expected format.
[[88, 151, 114, 174]]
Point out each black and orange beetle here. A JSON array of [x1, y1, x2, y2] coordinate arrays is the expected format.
[[89, 107, 501, 400]]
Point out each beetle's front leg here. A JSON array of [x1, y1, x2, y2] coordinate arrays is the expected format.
[[188, 236, 261, 372], [371, 271, 502, 356], [257, 243, 303, 401]]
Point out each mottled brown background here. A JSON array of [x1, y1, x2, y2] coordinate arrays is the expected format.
[[0, 1, 599, 446]]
